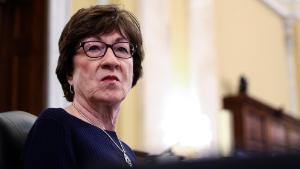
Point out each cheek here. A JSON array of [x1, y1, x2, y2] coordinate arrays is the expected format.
[[126, 61, 134, 86], [73, 57, 96, 83], [75, 58, 90, 73]]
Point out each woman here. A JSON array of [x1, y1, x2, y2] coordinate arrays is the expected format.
[[23, 5, 144, 169]]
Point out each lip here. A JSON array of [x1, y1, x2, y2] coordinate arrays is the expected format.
[[101, 75, 120, 82]]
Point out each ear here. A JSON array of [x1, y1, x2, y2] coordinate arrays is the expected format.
[[67, 75, 73, 85]]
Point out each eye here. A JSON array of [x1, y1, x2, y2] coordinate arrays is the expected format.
[[84, 42, 105, 52], [113, 43, 131, 54], [115, 46, 129, 54], [86, 45, 100, 52]]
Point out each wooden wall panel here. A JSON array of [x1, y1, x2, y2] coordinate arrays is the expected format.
[[224, 94, 300, 154], [0, 0, 47, 115]]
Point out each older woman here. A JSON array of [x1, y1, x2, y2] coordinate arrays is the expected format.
[[22, 5, 144, 169]]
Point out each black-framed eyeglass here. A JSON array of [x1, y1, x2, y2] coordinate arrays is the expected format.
[[79, 41, 135, 59]]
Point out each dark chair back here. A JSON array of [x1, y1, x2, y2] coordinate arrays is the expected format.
[[0, 111, 37, 169]]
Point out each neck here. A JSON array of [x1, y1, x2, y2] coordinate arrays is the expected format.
[[71, 98, 121, 131]]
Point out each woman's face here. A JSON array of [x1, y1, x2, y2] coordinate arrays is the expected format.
[[69, 31, 133, 105]]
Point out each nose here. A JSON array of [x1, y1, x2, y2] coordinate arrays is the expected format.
[[100, 47, 120, 70]]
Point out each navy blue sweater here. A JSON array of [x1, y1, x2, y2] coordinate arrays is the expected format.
[[22, 108, 137, 169]]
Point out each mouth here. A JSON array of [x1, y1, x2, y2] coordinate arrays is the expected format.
[[101, 75, 120, 82]]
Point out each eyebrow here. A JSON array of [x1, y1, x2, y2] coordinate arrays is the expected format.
[[114, 37, 129, 42], [84, 36, 129, 43]]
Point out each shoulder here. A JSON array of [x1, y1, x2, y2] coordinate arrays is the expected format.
[[25, 108, 76, 151], [32, 108, 92, 137], [28, 108, 76, 137], [23, 108, 77, 169], [29, 108, 69, 135], [39, 108, 68, 120], [36, 108, 76, 126]]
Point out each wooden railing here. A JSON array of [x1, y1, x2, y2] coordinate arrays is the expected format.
[[223, 94, 300, 154]]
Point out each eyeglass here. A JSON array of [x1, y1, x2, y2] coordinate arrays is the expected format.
[[79, 41, 135, 59]]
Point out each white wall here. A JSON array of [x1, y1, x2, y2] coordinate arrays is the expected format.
[[47, 0, 71, 108]]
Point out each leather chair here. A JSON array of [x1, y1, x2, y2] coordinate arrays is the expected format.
[[0, 111, 37, 169]]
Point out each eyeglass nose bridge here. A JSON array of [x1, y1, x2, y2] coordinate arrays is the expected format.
[[102, 44, 115, 57], [107, 44, 118, 55]]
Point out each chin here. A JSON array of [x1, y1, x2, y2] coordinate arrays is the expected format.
[[90, 88, 129, 104], [105, 97, 124, 104], [92, 94, 126, 105]]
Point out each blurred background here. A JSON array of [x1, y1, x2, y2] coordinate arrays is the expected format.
[[1, 0, 300, 159]]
